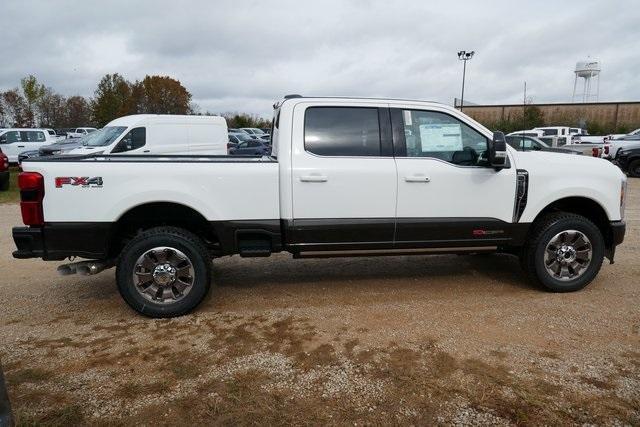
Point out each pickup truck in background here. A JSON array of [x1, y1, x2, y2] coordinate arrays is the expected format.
[[12, 96, 627, 318], [65, 127, 98, 139], [0, 128, 60, 162]]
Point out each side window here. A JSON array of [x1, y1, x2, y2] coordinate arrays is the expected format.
[[304, 107, 381, 156], [238, 142, 248, 149], [34, 131, 46, 142], [112, 127, 146, 153], [47, 130, 55, 135], [1, 131, 20, 144], [400, 110, 488, 166]]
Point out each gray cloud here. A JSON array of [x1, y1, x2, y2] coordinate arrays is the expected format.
[[1, 0, 638, 117]]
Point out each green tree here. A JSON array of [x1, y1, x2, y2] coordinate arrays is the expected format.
[[20, 75, 46, 127], [91, 73, 132, 127]]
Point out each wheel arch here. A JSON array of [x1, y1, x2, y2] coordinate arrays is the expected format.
[[108, 201, 219, 258], [530, 196, 615, 255]]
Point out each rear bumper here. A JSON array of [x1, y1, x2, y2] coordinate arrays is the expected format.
[[13, 223, 112, 260], [12, 226, 45, 259]]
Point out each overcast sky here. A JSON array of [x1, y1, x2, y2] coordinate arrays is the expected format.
[[2, 0, 638, 117]]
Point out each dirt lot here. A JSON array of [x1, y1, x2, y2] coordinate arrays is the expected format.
[[1, 181, 639, 426]]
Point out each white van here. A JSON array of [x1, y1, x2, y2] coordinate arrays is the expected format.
[[68, 115, 227, 156]]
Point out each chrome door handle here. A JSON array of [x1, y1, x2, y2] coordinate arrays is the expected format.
[[404, 175, 430, 182], [300, 175, 328, 182]]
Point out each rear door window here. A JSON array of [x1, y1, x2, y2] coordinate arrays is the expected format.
[[304, 107, 381, 156]]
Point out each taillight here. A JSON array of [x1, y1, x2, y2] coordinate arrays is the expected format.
[[604, 145, 610, 155], [592, 148, 599, 157], [18, 172, 45, 226]]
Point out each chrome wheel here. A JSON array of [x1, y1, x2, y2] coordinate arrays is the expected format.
[[133, 246, 195, 304], [543, 230, 592, 281]]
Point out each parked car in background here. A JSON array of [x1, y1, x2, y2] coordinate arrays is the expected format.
[[228, 139, 271, 155], [240, 127, 266, 136], [43, 128, 66, 142], [18, 137, 89, 164], [507, 130, 545, 138], [68, 115, 228, 156], [260, 128, 271, 134], [602, 135, 640, 160], [534, 126, 587, 137], [229, 128, 250, 134], [615, 145, 640, 177], [0, 128, 60, 162], [505, 135, 579, 154], [257, 134, 271, 142], [227, 132, 256, 149], [65, 127, 98, 139], [0, 148, 9, 191]]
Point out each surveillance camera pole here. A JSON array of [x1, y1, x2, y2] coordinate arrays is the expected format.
[[457, 50, 475, 111]]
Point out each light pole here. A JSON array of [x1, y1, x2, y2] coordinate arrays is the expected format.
[[457, 50, 475, 111]]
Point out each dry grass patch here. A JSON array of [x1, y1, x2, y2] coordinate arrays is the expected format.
[[6, 367, 52, 385]]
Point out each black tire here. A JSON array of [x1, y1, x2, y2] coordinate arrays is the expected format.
[[521, 213, 604, 292], [0, 176, 8, 192], [116, 226, 212, 318], [628, 159, 640, 178]]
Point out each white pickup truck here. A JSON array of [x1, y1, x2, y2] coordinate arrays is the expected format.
[[13, 96, 627, 318]]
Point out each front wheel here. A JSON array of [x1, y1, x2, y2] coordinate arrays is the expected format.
[[521, 213, 604, 292], [116, 226, 212, 317]]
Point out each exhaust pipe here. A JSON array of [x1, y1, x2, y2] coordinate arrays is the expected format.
[[57, 263, 78, 276], [76, 261, 112, 276], [57, 260, 113, 276]]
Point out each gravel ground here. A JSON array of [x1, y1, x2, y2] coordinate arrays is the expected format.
[[0, 180, 639, 425]]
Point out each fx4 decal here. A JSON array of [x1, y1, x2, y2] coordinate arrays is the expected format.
[[55, 177, 104, 188]]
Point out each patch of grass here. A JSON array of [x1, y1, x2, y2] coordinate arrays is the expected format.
[[580, 375, 615, 390], [15, 404, 84, 426], [0, 166, 19, 204], [166, 352, 203, 380], [7, 368, 52, 385]]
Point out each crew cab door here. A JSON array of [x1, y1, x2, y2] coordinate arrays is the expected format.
[[290, 103, 397, 249], [391, 107, 518, 247]]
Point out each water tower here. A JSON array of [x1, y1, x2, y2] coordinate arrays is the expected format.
[[572, 59, 601, 103]]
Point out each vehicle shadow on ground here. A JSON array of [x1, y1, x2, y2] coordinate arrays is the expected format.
[[211, 253, 534, 292]]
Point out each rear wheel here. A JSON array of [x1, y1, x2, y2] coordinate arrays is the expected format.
[[0, 176, 8, 191], [628, 159, 640, 178], [116, 226, 211, 317], [521, 213, 604, 292]]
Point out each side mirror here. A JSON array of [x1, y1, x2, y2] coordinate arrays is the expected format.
[[489, 131, 508, 169]]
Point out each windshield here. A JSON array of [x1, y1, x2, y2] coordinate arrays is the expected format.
[[82, 126, 127, 147]]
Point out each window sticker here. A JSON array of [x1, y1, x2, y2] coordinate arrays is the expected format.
[[419, 124, 462, 152], [403, 110, 412, 127]]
